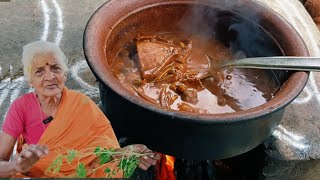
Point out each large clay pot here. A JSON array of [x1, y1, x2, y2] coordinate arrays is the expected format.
[[84, 0, 309, 160]]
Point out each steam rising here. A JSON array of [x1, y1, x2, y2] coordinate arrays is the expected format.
[[177, 0, 286, 98]]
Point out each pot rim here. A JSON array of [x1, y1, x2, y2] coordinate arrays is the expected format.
[[83, 0, 309, 124]]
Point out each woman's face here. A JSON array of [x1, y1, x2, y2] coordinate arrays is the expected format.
[[30, 53, 67, 97]]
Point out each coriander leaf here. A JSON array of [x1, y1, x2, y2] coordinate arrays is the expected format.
[[67, 150, 77, 164], [46, 155, 63, 174], [76, 163, 87, 178], [118, 155, 139, 178], [104, 167, 111, 173], [94, 146, 101, 155], [99, 149, 115, 165]]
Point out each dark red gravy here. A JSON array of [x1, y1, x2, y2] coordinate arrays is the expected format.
[[110, 33, 280, 114]]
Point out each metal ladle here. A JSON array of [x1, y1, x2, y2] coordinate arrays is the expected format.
[[218, 56, 320, 71]]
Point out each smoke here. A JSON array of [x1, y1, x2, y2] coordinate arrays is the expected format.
[[177, 0, 287, 85], [178, 0, 281, 55]]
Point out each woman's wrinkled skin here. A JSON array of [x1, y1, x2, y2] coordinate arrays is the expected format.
[[14, 145, 49, 173], [0, 52, 160, 178], [30, 53, 66, 102], [122, 144, 161, 170]]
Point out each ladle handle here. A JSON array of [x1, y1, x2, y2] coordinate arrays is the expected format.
[[222, 56, 320, 71]]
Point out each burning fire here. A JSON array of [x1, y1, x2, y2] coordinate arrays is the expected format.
[[156, 154, 176, 180]]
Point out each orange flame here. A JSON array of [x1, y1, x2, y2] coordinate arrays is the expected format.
[[156, 154, 176, 180]]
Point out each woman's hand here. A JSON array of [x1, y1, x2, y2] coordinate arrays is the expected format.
[[122, 144, 161, 170], [14, 144, 49, 173]]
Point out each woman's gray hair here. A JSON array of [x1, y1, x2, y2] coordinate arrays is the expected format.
[[22, 40, 68, 82]]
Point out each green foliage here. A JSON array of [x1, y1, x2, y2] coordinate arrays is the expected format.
[[93, 146, 101, 155], [76, 163, 87, 178], [94, 146, 115, 165], [67, 149, 77, 164], [104, 167, 111, 173], [104, 167, 117, 178], [46, 147, 145, 178], [118, 155, 140, 178], [46, 155, 63, 174]]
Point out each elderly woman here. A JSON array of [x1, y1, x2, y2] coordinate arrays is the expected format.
[[0, 41, 160, 178]]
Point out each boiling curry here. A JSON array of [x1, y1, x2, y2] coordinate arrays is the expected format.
[[110, 33, 279, 114]]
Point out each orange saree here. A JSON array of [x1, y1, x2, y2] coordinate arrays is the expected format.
[[15, 88, 122, 178]]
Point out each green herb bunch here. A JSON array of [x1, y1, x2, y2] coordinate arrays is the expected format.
[[46, 145, 150, 178]]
